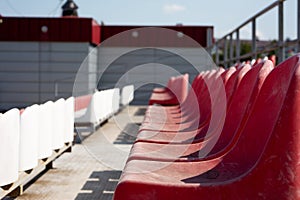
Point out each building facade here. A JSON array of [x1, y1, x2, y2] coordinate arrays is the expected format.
[[0, 16, 213, 110]]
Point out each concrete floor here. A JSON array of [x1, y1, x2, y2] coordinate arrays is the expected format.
[[10, 106, 145, 200]]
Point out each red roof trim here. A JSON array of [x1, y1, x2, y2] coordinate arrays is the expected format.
[[0, 16, 101, 45], [0, 17, 213, 47]]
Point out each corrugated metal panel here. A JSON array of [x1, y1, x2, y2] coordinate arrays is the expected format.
[[0, 83, 38, 93], [39, 62, 81, 72], [0, 62, 39, 72], [0, 72, 39, 82], [97, 47, 200, 105], [0, 52, 39, 62], [41, 42, 89, 52], [0, 41, 97, 110], [0, 42, 39, 51], [0, 93, 39, 103]]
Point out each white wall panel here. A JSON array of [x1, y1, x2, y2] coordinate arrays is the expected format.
[[0, 109, 20, 186], [19, 105, 39, 171]]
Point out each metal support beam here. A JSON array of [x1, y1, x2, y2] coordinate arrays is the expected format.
[[252, 19, 257, 59], [278, 0, 284, 63], [236, 29, 240, 62], [215, 42, 219, 65], [224, 37, 228, 67], [206, 28, 213, 51], [215, 0, 286, 65], [298, 0, 300, 51], [229, 34, 234, 66]]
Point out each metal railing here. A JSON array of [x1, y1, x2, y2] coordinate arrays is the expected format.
[[208, 0, 300, 67]]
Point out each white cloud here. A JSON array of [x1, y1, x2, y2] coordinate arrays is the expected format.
[[163, 4, 186, 14], [256, 30, 265, 40], [239, 26, 266, 40]]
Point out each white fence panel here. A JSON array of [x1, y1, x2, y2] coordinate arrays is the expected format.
[[38, 101, 54, 159], [19, 105, 39, 171], [0, 109, 20, 186], [64, 97, 74, 143], [52, 98, 65, 149]]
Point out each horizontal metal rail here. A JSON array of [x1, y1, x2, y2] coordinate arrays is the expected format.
[[208, 0, 296, 67], [218, 0, 285, 41]]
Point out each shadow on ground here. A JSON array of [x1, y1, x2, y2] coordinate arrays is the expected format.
[[113, 123, 140, 145], [134, 107, 147, 116], [75, 170, 122, 200]]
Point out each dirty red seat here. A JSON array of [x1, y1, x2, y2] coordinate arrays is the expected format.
[[137, 65, 251, 142], [141, 65, 249, 131], [114, 54, 300, 199], [151, 76, 175, 93], [144, 71, 207, 121], [148, 74, 189, 105], [143, 67, 236, 124], [129, 61, 274, 161], [142, 72, 208, 128], [140, 69, 222, 133]]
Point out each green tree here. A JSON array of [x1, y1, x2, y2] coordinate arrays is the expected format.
[[240, 42, 252, 62]]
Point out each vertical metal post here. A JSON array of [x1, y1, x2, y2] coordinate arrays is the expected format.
[[206, 28, 213, 47], [298, 0, 300, 52], [229, 34, 234, 66], [206, 28, 213, 55], [278, 0, 284, 63], [224, 37, 228, 67], [252, 19, 257, 59], [236, 29, 240, 63], [215, 42, 219, 65]]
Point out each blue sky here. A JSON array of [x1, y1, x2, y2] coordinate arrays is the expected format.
[[0, 0, 297, 40]]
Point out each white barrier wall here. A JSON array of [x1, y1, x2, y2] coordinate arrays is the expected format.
[[19, 105, 39, 171], [0, 97, 75, 188], [104, 88, 120, 118], [0, 88, 132, 187], [0, 109, 20, 186], [75, 94, 97, 125], [52, 99, 65, 150], [102, 90, 112, 120], [113, 88, 120, 113], [121, 85, 134, 106], [38, 101, 54, 159], [64, 97, 75, 143], [74, 88, 121, 128], [94, 91, 106, 123]]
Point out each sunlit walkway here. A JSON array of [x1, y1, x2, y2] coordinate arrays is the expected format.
[[11, 106, 144, 200]]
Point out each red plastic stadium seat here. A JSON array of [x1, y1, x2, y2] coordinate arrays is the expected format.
[[143, 65, 247, 128], [74, 94, 92, 112], [252, 58, 262, 66], [148, 74, 189, 105], [143, 72, 208, 126], [151, 76, 175, 93], [269, 54, 276, 66], [140, 69, 221, 133], [145, 72, 205, 117], [114, 54, 300, 200], [129, 61, 274, 162], [137, 65, 251, 142], [144, 67, 236, 124]]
